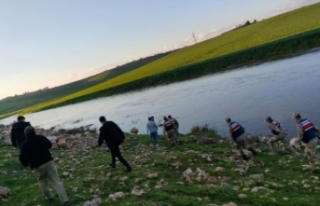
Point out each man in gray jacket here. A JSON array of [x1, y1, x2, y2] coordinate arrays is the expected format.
[[147, 116, 160, 147]]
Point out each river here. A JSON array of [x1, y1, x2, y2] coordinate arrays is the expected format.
[[1, 50, 320, 137]]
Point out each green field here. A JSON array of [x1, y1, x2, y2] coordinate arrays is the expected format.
[[1, 131, 320, 206], [2, 3, 320, 118]]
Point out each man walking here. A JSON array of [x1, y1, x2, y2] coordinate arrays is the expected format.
[[147, 116, 160, 147], [11, 116, 31, 149], [98, 116, 132, 172], [19, 126, 70, 206], [226, 117, 257, 160], [293, 113, 320, 171], [265, 116, 299, 155]]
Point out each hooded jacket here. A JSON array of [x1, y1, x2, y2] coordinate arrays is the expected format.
[[19, 134, 53, 169], [11, 121, 31, 148]]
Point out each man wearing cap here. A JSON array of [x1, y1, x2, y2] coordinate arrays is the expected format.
[[163, 116, 178, 147], [265, 116, 300, 156], [168, 115, 181, 144], [11, 116, 31, 149], [293, 113, 320, 171], [19, 126, 70, 206], [226, 117, 257, 160]]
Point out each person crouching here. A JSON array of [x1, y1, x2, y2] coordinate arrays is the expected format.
[[19, 126, 70, 206]]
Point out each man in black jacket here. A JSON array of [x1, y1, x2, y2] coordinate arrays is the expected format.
[[20, 126, 70, 206], [11, 116, 31, 149], [98, 116, 132, 172]]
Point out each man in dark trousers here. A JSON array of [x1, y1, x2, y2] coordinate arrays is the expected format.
[[20, 126, 70, 206], [11, 116, 31, 149], [98, 116, 132, 172]]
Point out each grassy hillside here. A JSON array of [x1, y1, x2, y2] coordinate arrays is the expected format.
[[2, 3, 320, 118], [1, 131, 319, 206], [0, 50, 176, 116]]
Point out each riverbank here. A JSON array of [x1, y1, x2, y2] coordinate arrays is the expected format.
[[0, 125, 319, 206]]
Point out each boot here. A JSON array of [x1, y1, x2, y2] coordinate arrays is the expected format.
[[240, 150, 249, 161], [63, 201, 71, 206], [248, 147, 258, 156], [125, 166, 132, 172]]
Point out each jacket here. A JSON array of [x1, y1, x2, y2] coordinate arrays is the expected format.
[[11, 121, 31, 149], [19, 135, 53, 169], [98, 121, 125, 148]]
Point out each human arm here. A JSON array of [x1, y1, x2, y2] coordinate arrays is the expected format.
[[10, 128, 17, 148], [97, 128, 105, 147], [296, 125, 304, 143], [19, 147, 29, 167]]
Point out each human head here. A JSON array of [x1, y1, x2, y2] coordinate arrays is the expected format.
[[163, 116, 168, 121], [293, 113, 301, 123], [99, 116, 106, 125], [24, 126, 36, 138], [265, 116, 272, 123], [225, 117, 231, 124], [17, 116, 25, 122], [168, 115, 172, 119], [148, 117, 151, 121], [151, 116, 154, 121]]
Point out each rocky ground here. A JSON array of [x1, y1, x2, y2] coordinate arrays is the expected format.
[[0, 125, 319, 206]]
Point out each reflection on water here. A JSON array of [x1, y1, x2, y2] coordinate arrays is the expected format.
[[1, 51, 320, 138]]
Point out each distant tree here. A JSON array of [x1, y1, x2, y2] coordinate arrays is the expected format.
[[245, 20, 251, 26], [253, 19, 257, 23]]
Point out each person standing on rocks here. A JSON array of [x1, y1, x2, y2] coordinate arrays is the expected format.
[[98, 116, 132, 172], [163, 116, 177, 147], [226, 117, 257, 160], [168, 115, 181, 144], [19, 126, 70, 206], [293, 113, 320, 171], [10, 116, 31, 149], [265, 116, 300, 156], [147, 116, 160, 147]]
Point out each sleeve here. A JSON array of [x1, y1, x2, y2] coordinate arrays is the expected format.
[[19, 147, 29, 167], [239, 124, 245, 133], [43, 136, 52, 149], [10, 128, 17, 148], [116, 124, 126, 140], [98, 128, 105, 147], [146, 124, 150, 134], [296, 125, 304, 142], [175, 119, 179, 127]]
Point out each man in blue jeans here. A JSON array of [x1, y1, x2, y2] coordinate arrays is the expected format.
[[147, 116, 160, 147]]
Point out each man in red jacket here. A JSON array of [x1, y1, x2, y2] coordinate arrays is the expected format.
[[98, 116, 132, 172]]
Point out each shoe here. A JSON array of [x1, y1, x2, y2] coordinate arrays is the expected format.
[[63, 201, 71, 206], [125, 167, 132, 172], [248, 148, 258, 156], [109, 163, 115, 168]]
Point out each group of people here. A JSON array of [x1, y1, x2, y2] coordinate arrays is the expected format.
[[226, 113, 320, 171], [146, 115, 180, 147], [10, 115, 132, 206], [8, 112, 320, 205]]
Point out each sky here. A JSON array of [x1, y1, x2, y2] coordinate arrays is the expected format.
[[1, 0, 319, 99]]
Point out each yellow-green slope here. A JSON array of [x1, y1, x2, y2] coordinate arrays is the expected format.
[[20, 3, 320, 114]]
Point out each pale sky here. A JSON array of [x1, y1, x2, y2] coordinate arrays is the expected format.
[[1, 0, 319, 99]]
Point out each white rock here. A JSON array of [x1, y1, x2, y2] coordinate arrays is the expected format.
[[0, 186, 10, 197], [238, 194, 247, 198]]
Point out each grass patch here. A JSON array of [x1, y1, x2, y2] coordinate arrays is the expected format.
[[1, 131, 320, 206]]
